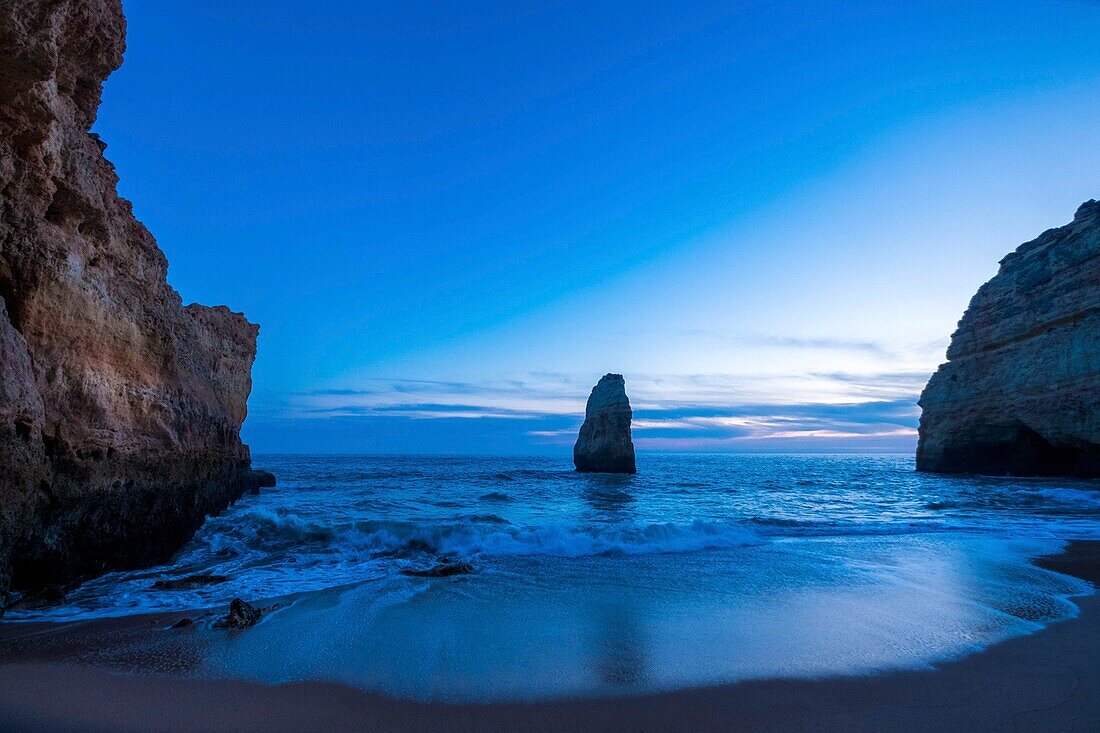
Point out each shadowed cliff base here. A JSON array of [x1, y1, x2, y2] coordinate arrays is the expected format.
[[8, 461, 271, 594], [0, 0, 264, 609], [919, 424, 1100, 478], [917, 200, 1100, 478]]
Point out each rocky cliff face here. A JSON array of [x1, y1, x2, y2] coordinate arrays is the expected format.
[[0, 0, 264, 609], [917, 200, 1100, 477], [574, 374, 636, 474]]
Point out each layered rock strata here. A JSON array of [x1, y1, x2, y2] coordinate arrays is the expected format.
[[917, 200, 1100, 477], [574, 374, 636, 474], [0, 0, 265, 610]]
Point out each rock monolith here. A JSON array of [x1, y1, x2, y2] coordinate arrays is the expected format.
[[574, 374, 636, 474]]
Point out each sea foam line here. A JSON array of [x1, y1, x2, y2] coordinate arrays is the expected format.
[[203, 509, 766, 559]]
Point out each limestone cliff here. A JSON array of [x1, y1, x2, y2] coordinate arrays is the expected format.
[[574, 374, 636, 474], [917, 200, 1100, 477], [0, 0, 265, 609]]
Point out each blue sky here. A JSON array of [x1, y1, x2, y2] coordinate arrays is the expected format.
[[99, 1, 1100, 454]]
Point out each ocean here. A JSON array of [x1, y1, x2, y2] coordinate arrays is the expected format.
[[7, 454, 1099, 701]]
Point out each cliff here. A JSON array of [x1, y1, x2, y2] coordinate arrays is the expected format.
[[917, 200, 1100, 477], [574, 374, 636, 474], [0, 0, 265, 609]]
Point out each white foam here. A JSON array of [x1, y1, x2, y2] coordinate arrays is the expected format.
[[342, 518, 765, 558]]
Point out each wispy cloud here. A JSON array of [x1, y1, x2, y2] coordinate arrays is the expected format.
[[525, 428, 578, 438], [290, 372, 924, 418], [753, 428, 917, 439], [737, 334, 895, 357], [621, 329, 913, 358], [300, 403, 548, 420], [631, 418, 707, 430], [264, 368, 928, 452]]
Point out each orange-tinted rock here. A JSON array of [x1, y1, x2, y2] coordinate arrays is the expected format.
[[0, 0, 265, 609]]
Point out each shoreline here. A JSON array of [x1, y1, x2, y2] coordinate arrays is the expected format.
[[0, 541, 1097, 732]]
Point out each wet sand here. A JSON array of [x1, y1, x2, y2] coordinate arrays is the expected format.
[[1, 541, 1097, 733]]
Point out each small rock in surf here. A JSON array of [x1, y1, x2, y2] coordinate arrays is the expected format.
[[401, 561, 474, 578], [214, 598, 261, 629]]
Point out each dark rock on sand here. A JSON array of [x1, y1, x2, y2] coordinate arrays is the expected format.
[[5, 585, 66, 612], [169, 617, 194, 629], [153, 574, 230, 591], [917, 200, 1100, 477], [214, 598, 261, 629], [574, 374, 636, 474], [401, 562, 475, 578], [0, 0, 263, 612]]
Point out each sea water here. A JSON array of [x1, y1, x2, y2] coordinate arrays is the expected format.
[[7, 454, 1099, 700]]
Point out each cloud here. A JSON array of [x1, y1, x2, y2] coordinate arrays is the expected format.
[[525, 428, 578, 438], [743, 427, 917, 440], [258, 368, 928, 452], [631, 418, 707, 430], [300, 402, 548, 420], [621, 329, 914, 358], [617, 400, 919, 447], [737, 335, 895, 357], [809, 370, 931, 397], [289, 372, 924, 420]]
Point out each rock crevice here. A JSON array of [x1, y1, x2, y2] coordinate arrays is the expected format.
[[917, 200, 1100, 477], [0, 0, 264, 609]]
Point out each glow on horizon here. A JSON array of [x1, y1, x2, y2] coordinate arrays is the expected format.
[[96, 1, 1100, 454]]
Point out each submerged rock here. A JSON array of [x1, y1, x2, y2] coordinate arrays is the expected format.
[[153, 574, 229, 591], [401, 561, 474, 578], [0, 0, 261, 611], [574, 374, 636, 474], [214, 598, 261, 629], [917, 200, 1100, 477]]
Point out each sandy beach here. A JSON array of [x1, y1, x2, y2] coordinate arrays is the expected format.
[[0, 540, 1096, 733]]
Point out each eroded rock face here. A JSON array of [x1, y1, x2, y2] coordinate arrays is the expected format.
[[917, 200, 1100, 477], [0, 0, 264, 609], [574, 374, 636, 474]]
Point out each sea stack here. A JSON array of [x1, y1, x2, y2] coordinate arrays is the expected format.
[[0, 0, 265, 611], [916, 200, 1100, 477], [574, 374, 636, 474]]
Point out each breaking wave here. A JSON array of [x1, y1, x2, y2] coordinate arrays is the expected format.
[[1021, 488, 1100, 508], [15, 454, 1100, 624], [203, 508, 764, 560]]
